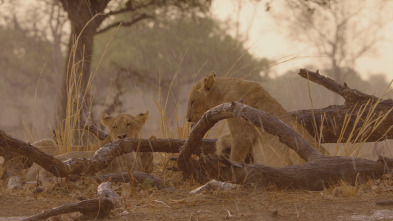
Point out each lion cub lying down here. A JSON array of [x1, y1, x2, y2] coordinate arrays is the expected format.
[[100, 111, 153, 173], [186, 72, 328, 167], [26, 111, 153, 183]]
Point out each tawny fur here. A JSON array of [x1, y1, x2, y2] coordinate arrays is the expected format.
[[186, 72, 328, 167]]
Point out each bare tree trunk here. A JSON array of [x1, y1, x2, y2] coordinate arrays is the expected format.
[[57, 0, 109, 124]]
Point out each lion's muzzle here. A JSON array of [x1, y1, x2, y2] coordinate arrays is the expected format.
[[117, 134, 127, 139]]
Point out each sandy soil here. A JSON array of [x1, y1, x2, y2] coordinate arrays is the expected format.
[[1, 171, 393, 221]]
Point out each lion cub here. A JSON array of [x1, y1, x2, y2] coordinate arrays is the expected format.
[[186, 72, 328, 167], [100, 111, 153, 174], [25, 111, 153, 183]]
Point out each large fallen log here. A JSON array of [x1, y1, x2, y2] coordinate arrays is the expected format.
[[0, 130, 215, 180], [291, 69, 393, 143], [177, 101, 389, 190]]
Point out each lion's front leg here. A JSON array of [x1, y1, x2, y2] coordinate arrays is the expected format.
[[230, 135, 253, 163], [215, 134, 232, 159], [226, 119, 255, 163]]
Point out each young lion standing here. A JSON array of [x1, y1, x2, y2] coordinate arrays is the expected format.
[[186, 72, 328, 167]]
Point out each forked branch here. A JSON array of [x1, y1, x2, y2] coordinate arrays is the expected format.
[[298, 69, 378, 104]]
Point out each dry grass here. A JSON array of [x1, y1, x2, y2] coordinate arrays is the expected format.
[[54, 18, 121, 154], [301, 72, 393, 159], [332, 82, 393, 158]]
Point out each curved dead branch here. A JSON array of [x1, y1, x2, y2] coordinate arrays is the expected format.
[[177, 102, 389, 190]]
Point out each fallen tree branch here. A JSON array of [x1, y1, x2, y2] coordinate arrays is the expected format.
[[0, 130, 215, 179], [22, 198, 113, 221], [291, 69, 393, 143], [291, 101, 393, 143], [23, 179, 120, 220], [298, 69, 378, 104], [177, 101, 324, 181], [201, 154, 385, 190], [0, 131, 70, 177], [177, 102, 389, 190]]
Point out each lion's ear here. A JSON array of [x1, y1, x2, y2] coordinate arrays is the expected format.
[[136, 111, 149, 125], [203, 72, 216, 94], [101, 113, 113, 126]]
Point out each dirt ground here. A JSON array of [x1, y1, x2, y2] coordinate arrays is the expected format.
[[1, 170, 393, 221]]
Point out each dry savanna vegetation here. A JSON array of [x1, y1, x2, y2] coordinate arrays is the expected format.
[[2, 66, 393, 220], [2, 1, 393, 220]]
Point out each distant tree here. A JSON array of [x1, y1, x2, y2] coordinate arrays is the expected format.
[[43, 0, 68, 84], [0, 0, 68, 95], [367, 73, 391, 98], [275, 0, 391, 102], [0, 17, 54, 95], [92, 14, 270, 116]]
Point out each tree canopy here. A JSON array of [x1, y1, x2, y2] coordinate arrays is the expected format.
[[92, 14, 270, 92]]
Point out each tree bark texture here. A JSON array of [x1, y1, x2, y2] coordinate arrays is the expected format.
[[57, 0, 109, 122]]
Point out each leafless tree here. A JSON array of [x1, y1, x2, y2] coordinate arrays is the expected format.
[[276, 0, 392, 102]]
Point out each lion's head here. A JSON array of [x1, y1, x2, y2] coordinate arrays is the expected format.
[[101, 111, 149, 141], [186, 72, 217, 124]]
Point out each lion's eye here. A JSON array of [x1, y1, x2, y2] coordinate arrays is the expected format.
[[112, 125, 117, 129], [191, 100, 194, 106], [126, 123, 132, 127]]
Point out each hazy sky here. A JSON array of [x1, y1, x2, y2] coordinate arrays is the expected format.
[[212, 0, 393, 81]]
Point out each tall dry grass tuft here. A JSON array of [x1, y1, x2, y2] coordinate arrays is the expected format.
[[304, 79, 393, 158], [54, 18, 120, 154], [334, 94, 393, 158], [152, 71, 189, 179]]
